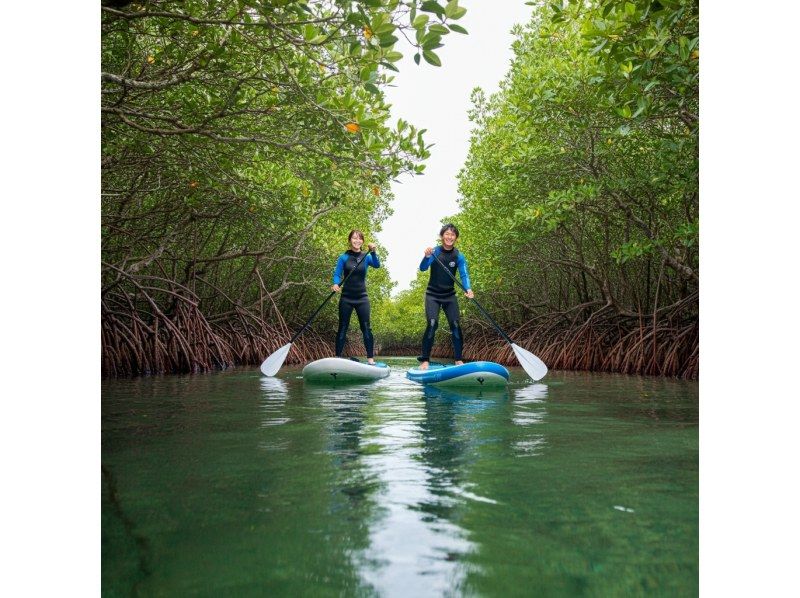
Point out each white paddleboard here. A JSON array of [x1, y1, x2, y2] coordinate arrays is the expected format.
[[302, 357, 390, 382]]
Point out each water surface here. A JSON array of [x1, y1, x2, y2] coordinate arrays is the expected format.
[[102, 358, 698, 596]]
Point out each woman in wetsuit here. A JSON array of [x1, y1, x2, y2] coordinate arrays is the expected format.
[[418, 223, 474, 370], [331, 229, 380, 364]]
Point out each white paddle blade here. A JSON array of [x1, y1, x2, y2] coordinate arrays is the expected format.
[[260, 343, 291, 376], [512, 343, 548, 381]]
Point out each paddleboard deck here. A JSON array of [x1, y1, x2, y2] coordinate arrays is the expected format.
[[303, 357, 390, 382], [406, 361, 510, 387]]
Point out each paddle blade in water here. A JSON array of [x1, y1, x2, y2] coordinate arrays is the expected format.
[[260, 343, 291, 376], [512, 343, 548, 381]]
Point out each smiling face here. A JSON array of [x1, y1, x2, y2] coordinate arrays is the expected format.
[[349, 231, 365, 251], [441, 229, 457, 249]]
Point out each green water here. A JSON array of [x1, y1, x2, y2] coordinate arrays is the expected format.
[[102, 358, 698, 596]]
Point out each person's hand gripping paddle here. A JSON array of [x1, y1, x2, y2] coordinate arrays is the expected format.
[[260, 252, 368, 376]]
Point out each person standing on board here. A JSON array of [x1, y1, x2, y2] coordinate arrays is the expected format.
[[332, 230, 381, 364], [417, 223, 474, 370]]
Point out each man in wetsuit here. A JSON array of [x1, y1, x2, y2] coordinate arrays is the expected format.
[[418, 223, 474, 370], [332, 230, 380, 364]]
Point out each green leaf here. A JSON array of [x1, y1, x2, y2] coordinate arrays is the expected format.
[[384, 50, 403, 62], [360, 67, 376, 82], [632, 96, 647, 117], [678, 36, 690, 61], [364, 83, 380, 94], [589, 39, 607, 55], [449, 6, 467, 19], [420, 1, 445, 17], [378, 34, 398, 48], [373, 22, 396, 35], [380, 60, 400, 72], [422, 49, 441, 66], [421, 33, 443, 50], [413, 52, 421, 65], [429, 24, 450, 35], [371, 12, 388, 30], [346, 12, 364, 26], [448, 23, 468, 34], [412, 14, 429, 29]]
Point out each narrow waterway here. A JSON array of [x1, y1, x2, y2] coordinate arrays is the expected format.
[[102, 358, 698, 595]]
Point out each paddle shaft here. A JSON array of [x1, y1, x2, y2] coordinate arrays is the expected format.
[[431, 251, 513, 345], [289, 290, 336, 344], [289, 250, 370, 344]]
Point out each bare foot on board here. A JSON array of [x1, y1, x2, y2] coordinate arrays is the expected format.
[[419, 361, 429, 370], [455, 360, 464, 366], [368, 359, 376, 365]]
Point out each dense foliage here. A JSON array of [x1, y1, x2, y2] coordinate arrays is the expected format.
[[102, 0, 698, 378], [101, 0, 469, 375], [380, 0, 699, 377]]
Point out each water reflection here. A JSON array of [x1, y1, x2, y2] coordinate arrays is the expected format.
[[421, 386, 514, 509], [102, 366, 698, 595], [258, 376, 288, 396], [258, 376, 290, 429], [255, 374, 380, 594], [510, 383, 549, 457], [423, 384, 510, 403], [511, 382, 548, 405], [355, 372, 490, 596]]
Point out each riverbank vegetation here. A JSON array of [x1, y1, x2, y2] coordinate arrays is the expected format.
[[378, 0, 698, 378], [101, 0, 467, 375], [102, 0, 698, 379]]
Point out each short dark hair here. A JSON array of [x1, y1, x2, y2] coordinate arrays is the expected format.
[[439, 223, 459, 238]]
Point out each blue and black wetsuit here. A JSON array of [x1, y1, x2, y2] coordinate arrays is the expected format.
[[419, 246, 472, 361], [332, 249, 380, 358]]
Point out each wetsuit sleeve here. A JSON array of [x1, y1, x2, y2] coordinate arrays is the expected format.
[[332, 254, 346, 285], [367, 251, 380, 268], [419, 247, 437, 271], [457, 253, 472, 290]]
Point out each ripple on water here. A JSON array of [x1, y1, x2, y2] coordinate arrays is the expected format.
[[103, 363, 697, 597]]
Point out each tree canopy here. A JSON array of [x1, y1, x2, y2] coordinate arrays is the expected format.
[[101, 0, 468, 375], [379, 0, 699, 377], [102, 0, 699, 378]]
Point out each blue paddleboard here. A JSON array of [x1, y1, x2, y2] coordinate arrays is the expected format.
[[406, 361, 510, 387]]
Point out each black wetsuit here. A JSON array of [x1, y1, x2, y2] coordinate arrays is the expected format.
[[332, 250, 380, 358], [418, 247, 472, 361]]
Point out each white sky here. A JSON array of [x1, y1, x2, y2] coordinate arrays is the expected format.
[[377, 1, 533, 294]]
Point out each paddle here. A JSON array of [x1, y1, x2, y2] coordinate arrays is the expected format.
[[430, 250, 548, 381], [260, 250, 370, 376]]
